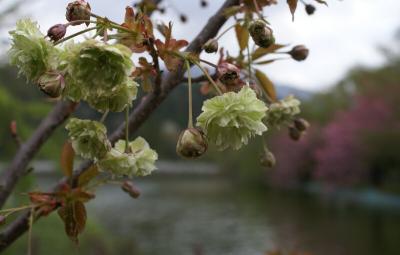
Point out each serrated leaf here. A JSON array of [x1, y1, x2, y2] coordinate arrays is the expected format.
[[58, 201, 87, 243], [252, 44, 287, 61], [314, 0, 328, 6], [235, 24, 249, 52], [78, 164, 99, 187], [255, 69, 277, 101], [287, 0, 298, 21], [60, 141, 74, 178]]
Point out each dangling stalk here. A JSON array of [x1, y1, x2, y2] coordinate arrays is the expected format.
[[185, 61, 194, 128], [215, 23, 237, 41], [194, 62, 223, 95], [100, 110, 109, 123], [247, 44, 253, 81], [27, 207, 34, 255], [125, 106, 130, 153], [54, 26, 98, 45]]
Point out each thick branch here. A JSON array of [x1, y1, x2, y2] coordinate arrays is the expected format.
[[0, 0, 239, 251]]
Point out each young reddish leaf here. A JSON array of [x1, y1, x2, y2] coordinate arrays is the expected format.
[[235, 24, 249, 52], [78, 164, 99, 187], [60, 141, 74, 178], [58, 201, 87, 243], [252, 44, 287, 61], [287, 0, 298, 21], [255, 69, 277, 101]]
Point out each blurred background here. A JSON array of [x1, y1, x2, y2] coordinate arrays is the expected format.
[[0, 0, 400, 254]]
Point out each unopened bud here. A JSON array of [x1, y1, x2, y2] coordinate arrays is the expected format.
[[248, 20, 275, 48], [294, 118, 310, 131], [176, 128, 208, 158], [289, 126, 302, 141], [66, 0, 91, 26], [289, 45, 309, 61], [217, 62, 240, 86], [121, 181, 141, 199], [260, 151, 276, 168], [200, 0, 208, 7], [38, 72, 65, 98], [47, 24, 67, 42], [202, 39, 219, 53], [305, 4, 316, 15]]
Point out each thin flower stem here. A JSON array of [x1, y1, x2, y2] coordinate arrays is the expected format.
[[66, 20, 98, 26], [27, 207, 34, 255], [185, 61, 194, 128], [199, 58, 218, 68], [100, 110, 109, 123], [54, 26, 98, 45], [125, 107, 130, 153], [215, 23, 236, 41], [252, 0, 264, 19], [194, 62, 223, 95], [247, 44, 253, 81]]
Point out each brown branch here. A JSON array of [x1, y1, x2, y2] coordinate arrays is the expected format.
[[0, 101, 77, 208], [0, 0, 239, 251]]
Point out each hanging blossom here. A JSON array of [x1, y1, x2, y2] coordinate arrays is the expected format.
[[197, 86, 268, 150], [9, 19, 58, 82], [265, 95, 301, 128], [98, 137, 158, 177], [66, 118, 111, 160], [61, 40, 138, 112]]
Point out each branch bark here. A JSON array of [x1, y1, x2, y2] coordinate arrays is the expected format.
[[0, 0, 239, 251]]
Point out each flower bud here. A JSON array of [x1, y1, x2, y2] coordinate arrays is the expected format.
[[289, 126, 302, 141], [202, 39, 219, 53], [217, 62, 240, 87], [176, 128, 208, 158], [289, 45, 309, 61], [121, 181, 141, 199], [248, 20, 275, 48], [47, 24, 67, 42], [260, 151, 276, 168], [66, 0, 91, 26], [305, 4, 316, 15], [200, 0, 208, 7], [294, 118, 310, 132], [38, 72, 65, 98]]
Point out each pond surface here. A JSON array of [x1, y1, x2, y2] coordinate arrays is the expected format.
[[85, 176, 400, 255]]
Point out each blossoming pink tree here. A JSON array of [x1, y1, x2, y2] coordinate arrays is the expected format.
[[0, 0, 327, 251]]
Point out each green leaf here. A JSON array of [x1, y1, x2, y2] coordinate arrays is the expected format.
[[252, 44, 287, 61], [287, 0, 298, 21], [60, 141, 74, 178], [235, 24, 249, 52], [255, 69, 277, 101]]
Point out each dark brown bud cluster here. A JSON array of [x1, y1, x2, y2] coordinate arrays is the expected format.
[[176, 128, 208, 158], [121, 181, 141, 199], [289, 45, 309, 61], [217, 62, 240, 87], [47, 24, 67, 42], [202, 39, 219, 53], [289, 118, 310, 141], [66, 0, 91, 26], [248, 20, 275, 48], [305, 4, 316, 15]]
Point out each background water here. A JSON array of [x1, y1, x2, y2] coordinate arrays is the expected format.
[[69, 176, 400, 255]]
